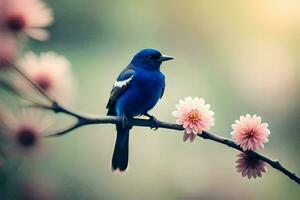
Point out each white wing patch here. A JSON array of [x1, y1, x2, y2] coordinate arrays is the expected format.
[[114, 75, 133, 88]]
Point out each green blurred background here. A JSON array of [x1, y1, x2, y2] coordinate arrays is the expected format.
[[5, 0, 300, 199]]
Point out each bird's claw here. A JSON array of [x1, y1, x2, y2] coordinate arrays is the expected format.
[[150, 117, 159, 130], [148, 115, 159, 130]]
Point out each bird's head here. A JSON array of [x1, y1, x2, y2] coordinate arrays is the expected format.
[[130, 48, 174, 70]]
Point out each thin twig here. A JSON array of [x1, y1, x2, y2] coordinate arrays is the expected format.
[[0, 79, 44, 106], [47, 122, 83, 136], [8, 62, 54, 103]]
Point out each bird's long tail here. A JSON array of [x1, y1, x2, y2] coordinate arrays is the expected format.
[[111, 125, 130, 172]]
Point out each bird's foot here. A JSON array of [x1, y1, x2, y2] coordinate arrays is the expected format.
[[144, 113, 159, 130]]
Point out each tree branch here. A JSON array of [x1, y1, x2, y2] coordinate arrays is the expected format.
[[9, 62, 300, 185], [40, 101, 300, 185]]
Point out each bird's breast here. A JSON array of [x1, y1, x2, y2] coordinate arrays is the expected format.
[[135, 71, 164, 95], [116, 70, 165, 116]]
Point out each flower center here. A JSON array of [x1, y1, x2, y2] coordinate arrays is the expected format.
[[6, 15, 26, 32], [35, 75, 52, 91], [246, 155, 260, 167], [17, 127, 37, 148], [246, 128, 255, 138], [187, 109, 201, 122]]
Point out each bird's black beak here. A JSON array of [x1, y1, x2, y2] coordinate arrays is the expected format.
[[158, 55, 174, 62]]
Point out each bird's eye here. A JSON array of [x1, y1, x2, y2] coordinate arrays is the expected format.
[[147, 55, 160, 60], [153, 54, 160, 59]]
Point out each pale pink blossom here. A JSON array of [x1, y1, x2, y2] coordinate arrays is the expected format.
[[236, 153, 267, 179], [16, 52, 75, 105], [0, 107, 52, 153], [172, 97, 215, 142], [0, 31, 17, 69], [1, 0, 53, 40], [231, 114, 270, 151]]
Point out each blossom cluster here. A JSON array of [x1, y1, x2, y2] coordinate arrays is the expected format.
[[172, 97, 270, 179], [0, 0, 74, 156]]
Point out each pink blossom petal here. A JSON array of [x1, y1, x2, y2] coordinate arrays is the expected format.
[[183, 132, 189, 142], [189, 134, 196, 142], [2, 0, 53, 40], [231, 114, 270, 151], [172, 97, 215, 143], [16, 52, 75, 105], [235, 153, 267, 179]]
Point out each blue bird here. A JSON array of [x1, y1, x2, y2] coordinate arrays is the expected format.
[[106, 48, 174, 172]]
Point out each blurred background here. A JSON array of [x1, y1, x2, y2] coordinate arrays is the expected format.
[[1, 0, 300, 199]]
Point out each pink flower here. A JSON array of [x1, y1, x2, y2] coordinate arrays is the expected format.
[[16, 52, 75, 105], [1, 0, 53, 40], [236, 153, 267, 179], [0, 31, 17, 69], [231, 114, 270, 151], [172, 97, 215, 142], [0, 107, 52, 153]]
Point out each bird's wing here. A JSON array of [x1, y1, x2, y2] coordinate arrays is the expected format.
[[160, 78, 166, 98], [160, 77, 165, 99], [106, 66, 136, 115]]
